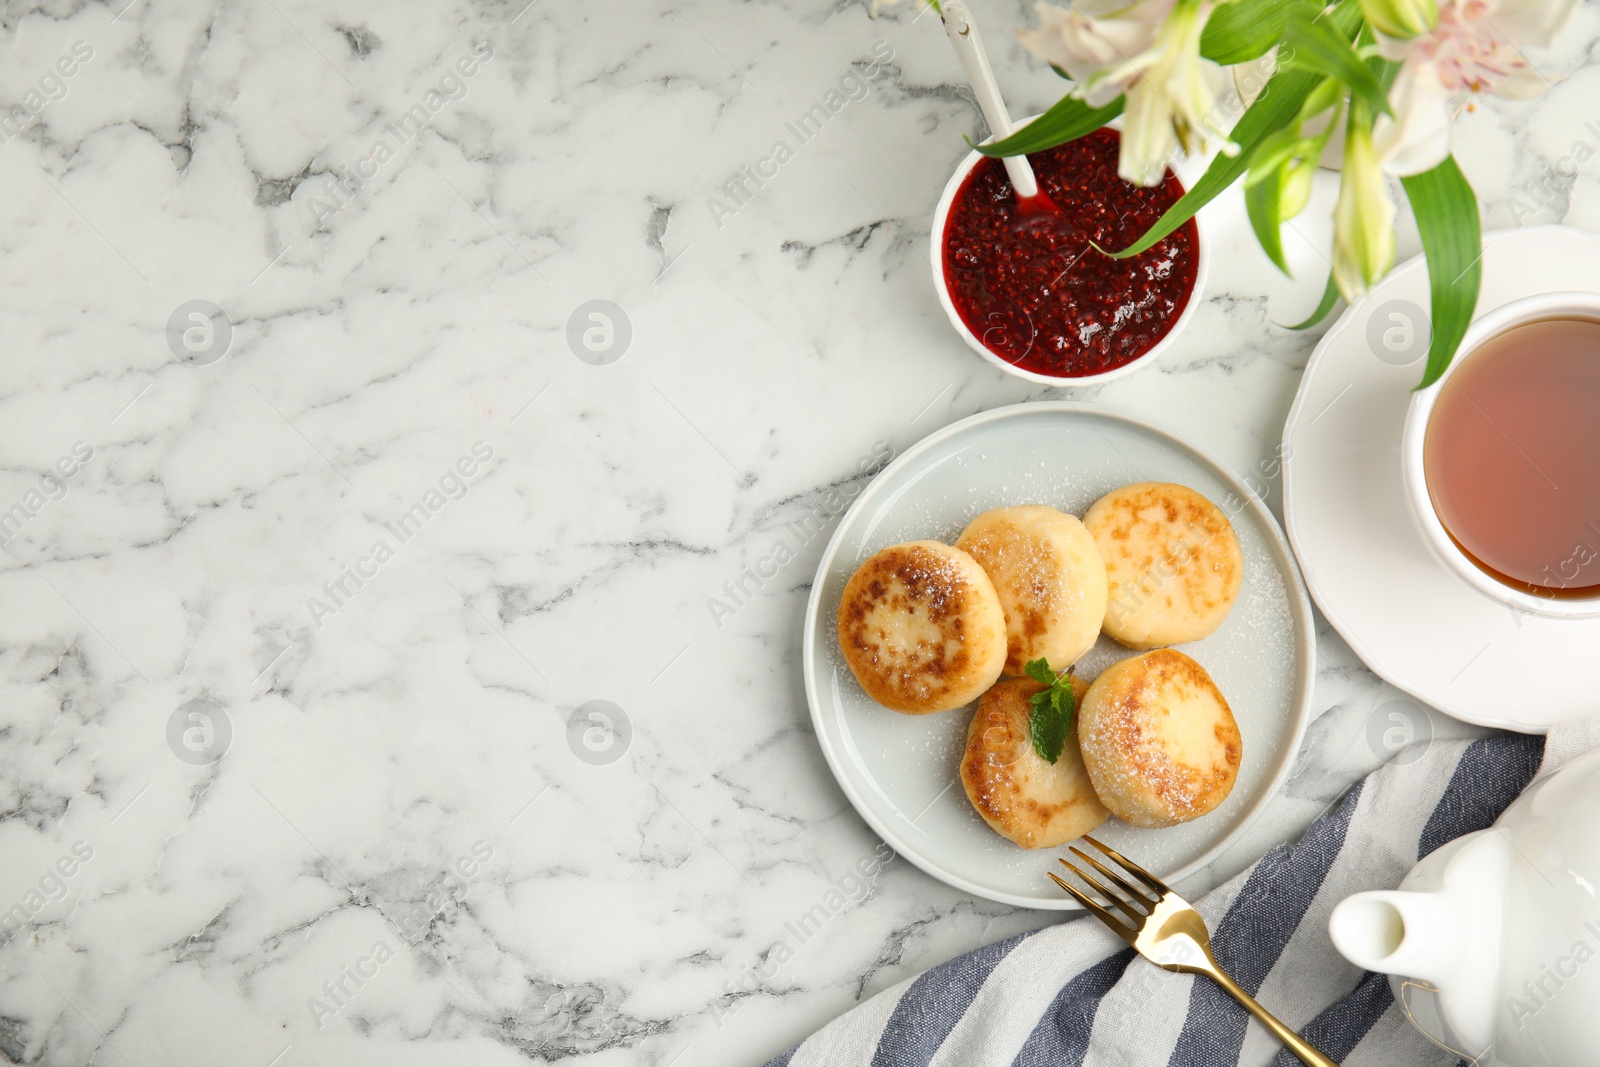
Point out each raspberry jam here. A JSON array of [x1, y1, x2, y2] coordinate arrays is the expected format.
[[941, 127, 1200, 379]]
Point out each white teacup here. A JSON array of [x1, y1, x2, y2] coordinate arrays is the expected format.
[[1400, 290, 1600, 619]]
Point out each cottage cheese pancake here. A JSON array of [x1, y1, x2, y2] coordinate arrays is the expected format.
[[1084, 482, 1242, 649], [955, 505, 1108, 676], [960, 675, 1107, 848], [1077, 649, 1241, 828], [836, 540, 1007, 714]]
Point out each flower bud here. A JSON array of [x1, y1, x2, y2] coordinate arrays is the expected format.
[[1359, 0, 1438, 40], [1332, 118, 1396, 301], [1279, 157, 1316, 220]]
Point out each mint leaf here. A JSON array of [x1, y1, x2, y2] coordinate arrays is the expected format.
[[1054, 678, 1076, 720], [1023, 658, 1077, 764], [1028, 693, 1064, 763], [1023, 657, 1057, 688]]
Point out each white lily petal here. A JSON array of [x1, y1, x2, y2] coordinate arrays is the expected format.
[[1374, 58, 1455, 175], [1490, 63, 1555, 99], [1019, 1, 1166, 92], [1470, 0, 1580, 47], [1020, 0, 1231, 185], [1120, 77, 1181, 184], [1376, 0, 1575, 104]]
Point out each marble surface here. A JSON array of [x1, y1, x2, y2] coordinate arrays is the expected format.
[[0, 0, 1595, 1064]]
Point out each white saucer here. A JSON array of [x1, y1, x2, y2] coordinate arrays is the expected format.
[[803, 402, 1315, 909], [1282, 224, 1600, 733]]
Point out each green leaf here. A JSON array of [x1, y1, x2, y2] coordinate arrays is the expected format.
[[1296, 75, 1346, 124], [1282, 7, 1392, 118], [1400, 155, 1482, 388], [1024, 658, 1076, 764], [1022, 657, 1057, 687], [1109, 72, 1320, 257], [1029, 694, 1068, 764], [1052, 678, 1075, 719], [1355, 22, 1402, 95], [1279, 154, 1316, 219], [1245, 127, 1307, 187], [1246, 167, 1292, 275], [1201, 0, 1295, 64], [1107, 0, 1362, 260], [1281, 269, 1342, 329], [975, 94, 1125, 158]]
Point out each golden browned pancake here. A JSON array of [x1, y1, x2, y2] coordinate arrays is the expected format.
[[836, 540, 1007, 714], [954, 505, 1108, 676], [960, 676, 1108, 848], [1077, 649, 1241, 828], [1083, 482, 1243, 649]]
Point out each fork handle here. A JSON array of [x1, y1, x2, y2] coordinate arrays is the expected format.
[[1207, 968, 1340, 1067]]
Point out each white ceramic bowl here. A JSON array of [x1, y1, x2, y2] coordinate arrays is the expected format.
[[1400, 290, 1600, 619], [930, 122, 1211, 387]]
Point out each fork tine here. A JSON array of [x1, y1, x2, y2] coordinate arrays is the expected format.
[[1047, 872, 1135, 943], [1058, 855, 1146, 927], [1068, 845, 1155, 912], [1082, 834, 1170, 897]]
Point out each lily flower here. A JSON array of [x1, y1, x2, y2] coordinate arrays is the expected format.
[[1333, 107, 1397, 301], [1019, 0, 1235, 186], [1372, 0, 1577, 175]]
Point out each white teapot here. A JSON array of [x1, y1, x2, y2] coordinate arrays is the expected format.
[[1329, 748, 1600, 1067]]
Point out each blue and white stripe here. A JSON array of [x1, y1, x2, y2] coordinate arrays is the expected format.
[[768, 726, 1586, 1067]]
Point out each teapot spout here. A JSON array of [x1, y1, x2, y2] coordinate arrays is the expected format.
[[1329, 890, 1458, 988], [1331, 829, 1512, 1059]]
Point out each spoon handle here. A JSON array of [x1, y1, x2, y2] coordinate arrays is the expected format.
[[941, 0, 1039, 198]]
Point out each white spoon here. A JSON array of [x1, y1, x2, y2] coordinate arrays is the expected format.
[[940, 0, 1043, 202]]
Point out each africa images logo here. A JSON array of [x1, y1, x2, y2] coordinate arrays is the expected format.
[[305, 441, 495, 628], [1508, 920, 1600, 1031]]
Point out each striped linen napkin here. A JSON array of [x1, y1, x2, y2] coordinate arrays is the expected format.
[[768, 718, 1600, 1067]]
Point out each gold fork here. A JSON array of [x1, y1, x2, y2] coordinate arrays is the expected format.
[[1050, 835, 1340, 1067]]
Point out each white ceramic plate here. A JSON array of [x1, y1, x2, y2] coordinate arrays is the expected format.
[[1282, 225, 1600, 733], [803, 402, 1316, 909]]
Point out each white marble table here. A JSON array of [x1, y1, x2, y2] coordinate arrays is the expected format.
[[2, 0, 1594, 1064]]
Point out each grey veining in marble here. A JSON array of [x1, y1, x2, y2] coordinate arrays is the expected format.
[[1, 0, 1595, 1064]]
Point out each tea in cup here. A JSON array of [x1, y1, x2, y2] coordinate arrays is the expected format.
[[1401, 292, 1600, 618]]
